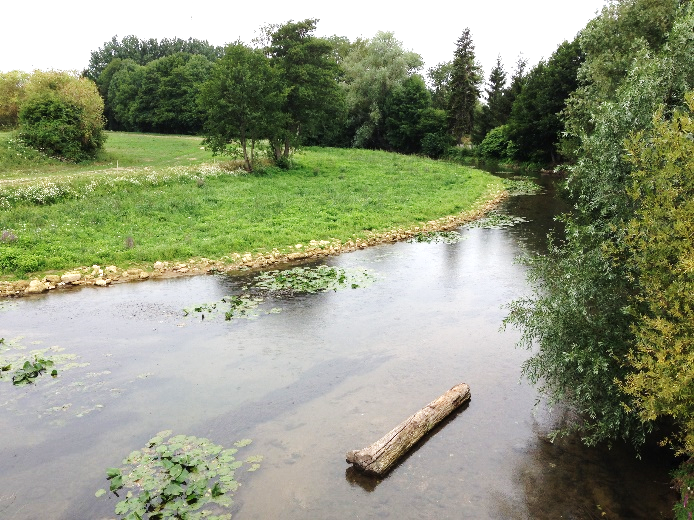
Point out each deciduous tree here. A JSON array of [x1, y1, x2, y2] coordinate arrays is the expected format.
[[199, 43, 282, 171]]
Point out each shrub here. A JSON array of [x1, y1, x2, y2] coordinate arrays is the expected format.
[[420, 132, 451, 159], [477, 125, 512, 160], [18, 71, 106, 161], [19, 96, 89, 161]]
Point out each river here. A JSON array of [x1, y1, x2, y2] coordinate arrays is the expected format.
[[0, 171, 676, 519]]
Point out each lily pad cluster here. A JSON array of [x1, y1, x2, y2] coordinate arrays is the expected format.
[[0, 337, 58, 385], [96, 431, 262, 520], [186, 265, 375, 321], [253, 265, 375, 294], [409, 231, 466, 244], [184, 295, 266, 321], [501, 177, 543, 196], [465, 211, 528, 229]]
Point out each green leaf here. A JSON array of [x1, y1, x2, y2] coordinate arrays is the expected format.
[[109, 474, 123, 492], [211, 482, 224, 498], [115, 500, 130, 515], [95, 488, 107, 497], [163, 482, 183, 497], [106, 467, 122, 479]]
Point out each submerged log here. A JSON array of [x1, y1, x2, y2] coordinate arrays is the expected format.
[[346, 382, 470, 476]]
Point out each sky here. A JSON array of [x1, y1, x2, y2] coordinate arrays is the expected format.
[[2, 0, 607, 80]]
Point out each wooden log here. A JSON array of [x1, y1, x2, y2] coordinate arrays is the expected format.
[[346, 382, 470, 476]]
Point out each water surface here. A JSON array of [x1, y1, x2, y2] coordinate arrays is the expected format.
[[0, 174, 676, 519]]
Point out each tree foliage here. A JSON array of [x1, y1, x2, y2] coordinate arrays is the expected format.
[[341, 31, 423, 148], [447, 28, 482, 142], [506, 38, 583, 163], [199, 43, 282, 171], [0, 70, 29, 129], [620, 93, 694, 455], [383, 75, 433, 154], [85, 35, 223, 82], [267, 19, 342, 163], [473, 57, 509, 144], [427, 61, 453, 110], [506, 0, 694, 452], [18, 71, 105, 161]]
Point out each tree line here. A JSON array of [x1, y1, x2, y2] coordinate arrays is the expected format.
[[1, 19, 589, 168]]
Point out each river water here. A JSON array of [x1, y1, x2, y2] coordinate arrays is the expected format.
[[0, 173, 677, 519]]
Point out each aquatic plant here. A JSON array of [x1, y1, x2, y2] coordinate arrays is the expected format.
[[10, 356, 56, 385], [465, 211, 528, 229], [253, 265, 375, 294], [409, 231, 466, 244], [184, 294, 267, 322], [96, 431, 262, 520], [501, 177, 543, 196]]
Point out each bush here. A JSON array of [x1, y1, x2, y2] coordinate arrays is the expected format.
[[477, 125, 512, 160], [420, 132, 451, 159], [18, 71, 106, 161], [19, 96, 90, 161]]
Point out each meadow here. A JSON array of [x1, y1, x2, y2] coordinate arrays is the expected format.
[[0, 131, 504, 279]]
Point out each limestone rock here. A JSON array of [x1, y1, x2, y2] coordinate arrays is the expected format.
[[139, 272, 150, 279], [25, 280, 49, 294], [94, 278, 111, 287], [61, 273, 81, 283], [45, 275, 61, 284]]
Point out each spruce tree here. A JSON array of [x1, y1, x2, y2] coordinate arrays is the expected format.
[[447, 28, 482, 142]]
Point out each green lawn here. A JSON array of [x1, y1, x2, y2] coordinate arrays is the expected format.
[[0, 132, 504, 279]]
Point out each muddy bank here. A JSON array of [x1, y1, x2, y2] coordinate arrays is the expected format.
[[1, 192, 506, 298]]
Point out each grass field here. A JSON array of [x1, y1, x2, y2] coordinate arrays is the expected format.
[[0, 131, 504, 280]]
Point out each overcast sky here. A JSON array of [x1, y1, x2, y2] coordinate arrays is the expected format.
[[2, 0, 607, 79]]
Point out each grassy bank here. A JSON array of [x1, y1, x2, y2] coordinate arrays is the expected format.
[[0, 132, 504, 280]]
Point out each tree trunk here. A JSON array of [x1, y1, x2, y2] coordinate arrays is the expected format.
[[346, 382, 470, 477]]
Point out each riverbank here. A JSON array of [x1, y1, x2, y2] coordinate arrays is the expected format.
[[0, 134, 507, 296]]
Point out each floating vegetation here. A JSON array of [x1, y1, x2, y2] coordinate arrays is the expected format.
[[466, 211, 529, 229], [186, 266, 375, 321], [184, 295, 272, 322], [0, 337, 66, 386], [409, 230, 466, 244], [96, 431, 262, 520], [253, 265, 376, 295], [10, 357, 56, 385], [0, 337, 131, 422], [501, 177, 543, 196]]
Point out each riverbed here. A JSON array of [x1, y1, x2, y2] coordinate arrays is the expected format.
[[0, 173, 676, 519]]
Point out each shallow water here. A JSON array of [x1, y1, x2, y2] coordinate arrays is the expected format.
[[0, 174, 676, 519]]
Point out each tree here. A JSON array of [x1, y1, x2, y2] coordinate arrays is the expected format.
[[447, 28, 482, 142], [0, 70, 29, 129], [619, 94, 694, 456], [473, 56, 509, 144], [383, 75, 432, 154], [506, 37, 583, 163], [427, 61, 453, 110], [342, 31, 423, 148], [199, 43, 282, 171], [107, 60, 145, 131], [85, 35, 223, 82], [505, 0, 694, 451], [267, 19, 342, 164], [19, 71, 105, 161]]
